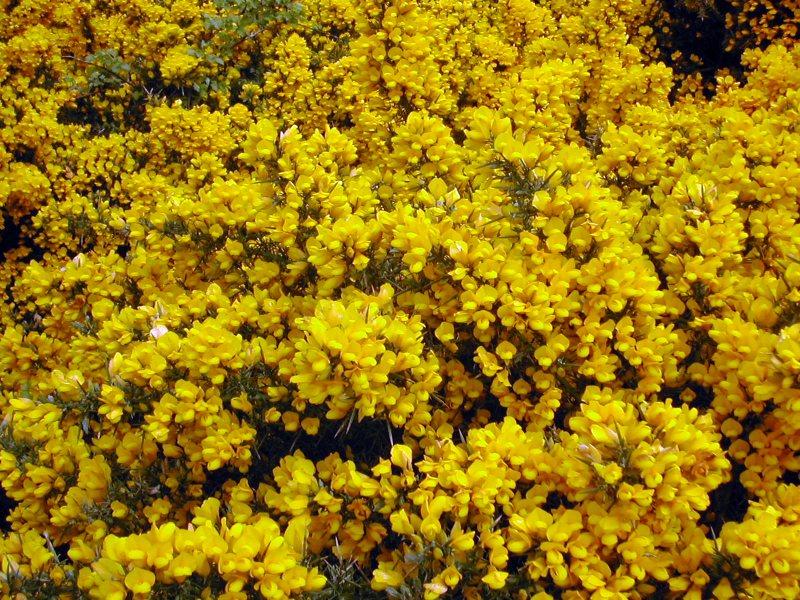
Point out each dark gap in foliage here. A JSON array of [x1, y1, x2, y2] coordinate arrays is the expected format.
[[543, 491, 575, 512], [243, 416, 401, 494], [783, 468, 800, 486], [53, 543, 71, 562], [202, 464, 242, 498], [13, 146, 36, 164], [655, 0, 744, 100], [0, 487, 15, 532], [115, 240, 131, 259], [0, 213, 23, 257], [700, 460, 749, 536], [0, 213, 46, 273]]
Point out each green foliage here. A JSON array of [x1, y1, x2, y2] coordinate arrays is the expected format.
[[188, 0, 304, 97], [202, 0, 304, 53], [82, 49, 132, 91], [302, 554, 383, 600], [61, 0, 304, 127]]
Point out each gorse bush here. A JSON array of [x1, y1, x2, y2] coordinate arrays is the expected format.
[[1, 0, 800, 599]]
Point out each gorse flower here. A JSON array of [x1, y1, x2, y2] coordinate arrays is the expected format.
[[1, 0, 799, 598]]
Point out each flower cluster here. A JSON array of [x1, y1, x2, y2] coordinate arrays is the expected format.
[[2, 0, 800, 598]]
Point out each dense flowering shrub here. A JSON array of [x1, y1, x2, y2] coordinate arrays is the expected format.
[[1, 0, 800, 598]]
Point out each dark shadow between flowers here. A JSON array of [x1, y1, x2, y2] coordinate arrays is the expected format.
[[220, 415, 404, 498], [0, 487, 14, 532], [655, 0, 744, 100]]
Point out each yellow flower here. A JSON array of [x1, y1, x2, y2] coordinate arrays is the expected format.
[[390, 444, 414, 470], [124, 567, 155, 594], [446, 521, 475, 553], [496, 340, 517, 362], [481, 568, 508, 590], [594, 462, 623, 485], [371, 561, 405, 590]]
